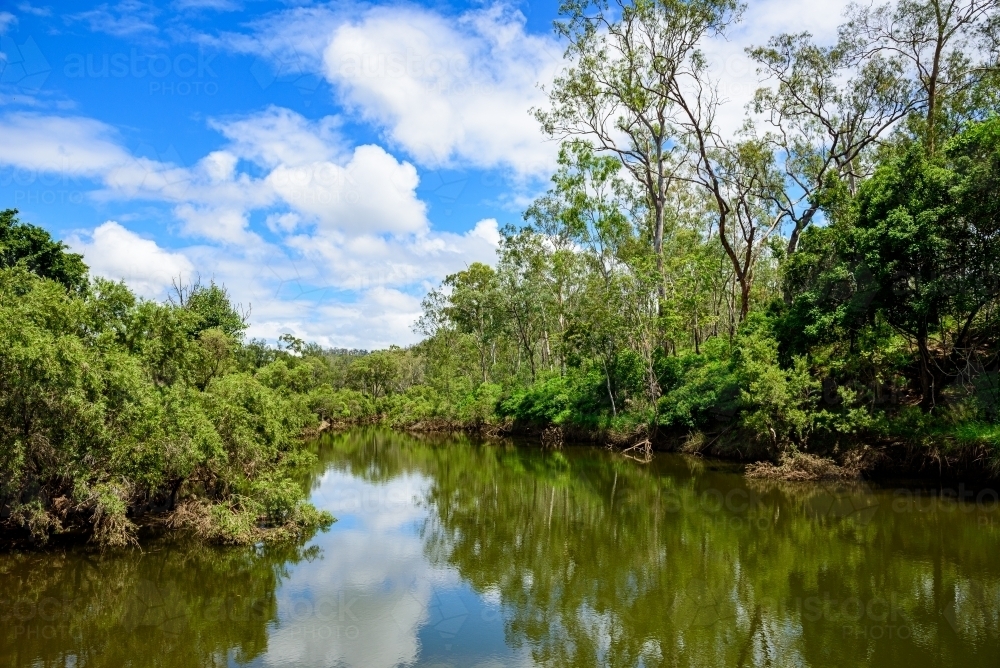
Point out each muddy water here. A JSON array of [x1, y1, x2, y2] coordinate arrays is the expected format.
[[2, 428, 998, 666]]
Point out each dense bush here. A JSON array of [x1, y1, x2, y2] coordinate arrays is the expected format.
[[0, 216, 335, 547]]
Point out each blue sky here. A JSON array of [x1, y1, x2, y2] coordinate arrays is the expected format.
[[0, 0, 849, 348]]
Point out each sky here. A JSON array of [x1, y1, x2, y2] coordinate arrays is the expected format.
[[0, 0, 852, 349]]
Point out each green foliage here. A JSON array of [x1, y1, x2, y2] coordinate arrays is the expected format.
[[657, 339, 739, 430], [0, 209, 88, 292], [179, 280, 249, 339], [0, 266, 330, 547], [732, 316, 821, 447], [499, 368, 608, 427]]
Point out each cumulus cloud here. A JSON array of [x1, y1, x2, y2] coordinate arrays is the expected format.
[[287, 218, 500, 292], [3, 106, 503, 346], [240, 220, 500, 347], [205, 3, 561, 177], [268, 144, 427, 236], [67, 221, 194, 298], [210, 106, 346, 168], [323, 4, 561, 176]]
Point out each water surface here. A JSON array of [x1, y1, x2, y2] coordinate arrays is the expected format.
[[2, 429, 998, 666]]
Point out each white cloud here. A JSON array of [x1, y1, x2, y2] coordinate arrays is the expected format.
[[66, 1, 160, 38], [240, 220, 501, 348], [0, 113, 130, 176], [210, 106, 345, 168], [202, 3, 561, 177], [268, 144, 427, 236], [287, 218, 500, 293], [172, 203, 258, 244], [4, 107, 505, 347], [67, 221, 194, 298], [324, 4, 561, 176], [311, 288, 426, 349]]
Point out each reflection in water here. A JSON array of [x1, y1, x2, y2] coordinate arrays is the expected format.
[[255, 447, 528, 668], [1, 428, 998, 667], [0, 540, 318, 666], [325, 429, 1000, 668]]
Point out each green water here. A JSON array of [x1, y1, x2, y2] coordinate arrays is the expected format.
[[2, 429, 998, 667]]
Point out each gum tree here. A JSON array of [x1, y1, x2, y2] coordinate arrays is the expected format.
[[535, 0, 743, 303]]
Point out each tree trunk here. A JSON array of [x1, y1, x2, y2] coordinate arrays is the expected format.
[[926, 6, 946, 155], [654, 200, 666, 307]]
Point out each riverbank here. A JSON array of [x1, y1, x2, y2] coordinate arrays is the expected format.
[[318, 416, 1000, 485], [6, 202, 998, 547]]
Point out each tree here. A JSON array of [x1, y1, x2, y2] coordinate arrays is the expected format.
[[840, 0, 1000, 154], [441, 263, 502, 384], [497, 229, 551, 382], [348, 351, 401, 399], [0, 208, 88, 291], [749, 32, 917, 253], [171, 278, 249, 339], [849, 119, 1000, 408], [536, 0, 742, 301]]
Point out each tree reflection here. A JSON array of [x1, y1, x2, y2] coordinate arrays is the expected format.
[[326, 429, 1000, 668], [0, 539, 324, 667]]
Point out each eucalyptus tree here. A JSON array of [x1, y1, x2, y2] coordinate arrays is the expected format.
[[840, 0, 1000, 154], [712, 138, 788, 320], [525, 141, 638, 283], [535, 0, 743, 301], [497, 229, 553, 382], [749, 33, 918, 254], [440, 263, 503, 384], [526, 141, 659, 402], [667, 68, 787, 322]]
